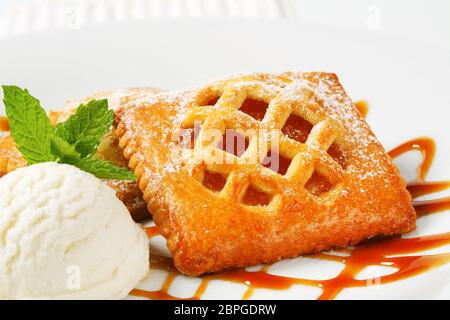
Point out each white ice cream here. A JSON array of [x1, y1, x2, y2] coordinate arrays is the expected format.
[[0, 163, 149, 299]]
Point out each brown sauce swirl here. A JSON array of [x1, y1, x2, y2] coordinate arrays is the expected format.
[[355, 100, 369, 119], [0, 116, 9, 132]]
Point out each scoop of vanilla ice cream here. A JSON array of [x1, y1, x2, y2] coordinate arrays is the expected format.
[[0, 163, 149, 299]]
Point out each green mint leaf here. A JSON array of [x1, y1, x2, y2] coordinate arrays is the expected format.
[[73, 158, 136, 180], [50, 136, 81, 164], [2, 86, 134, 181], [2, 86, 55, 164], [55, 99, 114, 157], [50, 136, 135, 180]]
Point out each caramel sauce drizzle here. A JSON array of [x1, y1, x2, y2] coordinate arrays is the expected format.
[[355, 100, 369, 119], [0, 116, 9, 132], [132, 102, 450, 300], [388, 137, 435, 181], [144, 225, 161, 239]]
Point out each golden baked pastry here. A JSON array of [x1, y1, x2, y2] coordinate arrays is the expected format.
[[115, 72, 416, 276], [0, 134, 27, 175], [0, 87, 160, 221]]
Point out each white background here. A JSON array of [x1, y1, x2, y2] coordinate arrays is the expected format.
[[0, 0, 449, 299], [0, 0, 449, 50]]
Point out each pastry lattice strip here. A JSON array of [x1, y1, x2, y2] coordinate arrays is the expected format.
[[182, 81, 346, 208]]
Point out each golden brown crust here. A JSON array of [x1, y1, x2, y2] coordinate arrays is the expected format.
[[0, 134, 27, 176], [106, 179, 150, 222], [0, 87, 160, 221], [115, 72, 416, 276]]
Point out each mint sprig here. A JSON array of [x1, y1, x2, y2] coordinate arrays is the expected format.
[[3, 86, 56, 164], [2, 86, 135, 181], [50, 136, 135, 180], [50, 136, 81, 164], [72, 158, 136, 180], [55, 99, 114, 157]]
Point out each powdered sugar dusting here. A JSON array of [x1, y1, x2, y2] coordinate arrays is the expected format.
[[115, 71, 402, 211]]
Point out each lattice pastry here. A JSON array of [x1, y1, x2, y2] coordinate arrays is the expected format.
[[0, 87, 160, 221], [115, 72, 415, 275]]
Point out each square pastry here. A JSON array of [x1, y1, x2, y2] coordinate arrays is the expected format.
[[115, 72, 416, 276]]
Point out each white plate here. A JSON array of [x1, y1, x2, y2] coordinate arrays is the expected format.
[[1, 18, 449, 300]]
